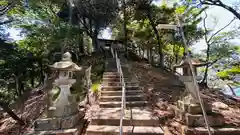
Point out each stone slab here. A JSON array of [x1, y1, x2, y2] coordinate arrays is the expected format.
[[100, 95, 145, 102], [101, 90, 142, 96], [34, 112, 83, 131], [87, 125, 164, 135], [182, 127, 240, 135], [174, 106, 224, 127], [35, 118, 61, 131], [61, 113, 80, 129], [185, 113, 225, 127], [179, 76, 193, 82], [102, 86, 140, 91], [91, 108, 159, 126], [177, 100, 212, 114], [48, 103, 78, 118], [26, 128, 80, 135], [99, 101, 148, 108]]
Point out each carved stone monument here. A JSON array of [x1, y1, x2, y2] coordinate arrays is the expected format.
[[173, 57, 224, 127], [26, 52, 84, 135]]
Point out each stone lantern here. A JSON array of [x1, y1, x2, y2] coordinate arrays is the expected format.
[[49, 52, 82, 117], [174, 57, 207, 103], [174, 58, 206, 82], [173, 57, 224, 128], [28, 52, 84, 134]]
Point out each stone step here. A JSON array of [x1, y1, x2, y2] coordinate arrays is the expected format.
[[102, 82, 139, 87], [103, 72, 119, 76], [102, 86, 140, 91], [87, 125, 164, 135], [100, 95, 145, 102], [103, 77, 131, 82], [99, 101, 148, 108], [91, 108, 159, 126], [25, 128, 79, 135], [103, 78, 121, 82], [101, 90, 142, 96], [103, 74, 120, 78]]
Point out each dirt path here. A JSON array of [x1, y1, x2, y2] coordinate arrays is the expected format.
[[123, 60, 240, 134]]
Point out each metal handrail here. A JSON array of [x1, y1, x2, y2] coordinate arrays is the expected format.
[[110, 45, 126, 135], [177, 15, 212, 135]]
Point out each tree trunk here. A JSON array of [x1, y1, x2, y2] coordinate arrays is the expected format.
[[201, 43, 210, 84], [201, 1, 240, 20], [142, 47, 145, 59], [19, 81, 24, 96], [138, 46, 141, 57], [39, 59, 44, 84], [227, 84, 236, 96], [31, 66, 35, 88], [150, 47, 153, 65], [0, 101, 25, 125], [78, 32, 84, 54], [147, 12, 164, 68], [14, 74, 19, 97], [92, 27, 99, 52], [123, 0, 128, 57], [147, 48, 150, 63], [31, 76, 34, 88]]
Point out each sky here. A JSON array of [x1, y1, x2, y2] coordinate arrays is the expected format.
[[7, 0, 240, 52]]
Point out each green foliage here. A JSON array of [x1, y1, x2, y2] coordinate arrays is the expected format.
[[51, 87, 60, 101], [216, 66, 240, 80], [216, 71, 230, 79], [91, 83, 100, 93], [204, 30, 240, 62]]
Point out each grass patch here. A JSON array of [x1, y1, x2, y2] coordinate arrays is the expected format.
[[51, 87, 60, 101], [91, 83, 101, 93]]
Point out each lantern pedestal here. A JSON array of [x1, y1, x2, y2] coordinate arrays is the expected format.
[[174, 76, 224, 127]]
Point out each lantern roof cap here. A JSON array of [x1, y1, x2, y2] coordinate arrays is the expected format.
[[49, 52, 82, 71], [174, 58, 207, 68]]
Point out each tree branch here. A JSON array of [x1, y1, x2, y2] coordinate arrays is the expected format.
[[203, 11, 208, 44], [0, 0, 16, 16], [0, 20, 13, 25], [207, 17, 236, 43], [200, 0, 240, 20]]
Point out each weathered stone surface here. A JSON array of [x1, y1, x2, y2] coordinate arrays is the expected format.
[[26, 128, 80, 135], [61, 113, 80, 129], [50, 103, 78, 118], [34, 118, 61, 131], [185, 113, 225, 127], [174, 106, 185, 121], [212, 101, 229, 110], [62, 103, 78, 117], [87, 125, 164, 135], [174, 105, 225, 127], [179, 76, 194, 82], [182, 127, 240, 135], [177, 100, 212, 114]]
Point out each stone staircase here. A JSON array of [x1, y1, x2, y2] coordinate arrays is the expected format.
[[86, 58, 164, 135]]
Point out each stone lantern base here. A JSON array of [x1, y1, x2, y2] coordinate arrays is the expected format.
[[34, 103, 83, 131], [175, 99, 225, 127], [175, 76, 225, 127], [25, 103, 85, 135], [173, 92, 224, 127]]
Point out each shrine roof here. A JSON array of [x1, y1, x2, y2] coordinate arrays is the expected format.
[[174, 58, 207, 68]]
